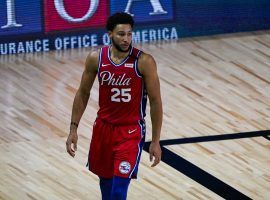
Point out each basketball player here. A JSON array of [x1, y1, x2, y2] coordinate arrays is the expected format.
[[66, 12, 163, 200]]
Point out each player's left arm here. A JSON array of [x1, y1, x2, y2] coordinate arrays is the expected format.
[[138, 53, 163, 167]]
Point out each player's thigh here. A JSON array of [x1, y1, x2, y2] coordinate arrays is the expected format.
[[113, 124, 144, 178]]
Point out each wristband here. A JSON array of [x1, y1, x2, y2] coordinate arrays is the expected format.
[[70, 122, 78, 128]]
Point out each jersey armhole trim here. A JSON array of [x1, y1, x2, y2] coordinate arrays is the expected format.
[[134, 51, 142, 78], [97, 47, 103, 75]]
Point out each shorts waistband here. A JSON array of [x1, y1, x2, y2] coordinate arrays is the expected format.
[[96, 117, 145, 127]]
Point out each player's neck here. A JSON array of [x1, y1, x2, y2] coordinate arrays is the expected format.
[[110, 46, 129, 61]]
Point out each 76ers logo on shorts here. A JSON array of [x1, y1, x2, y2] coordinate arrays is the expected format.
[[119, 161, 131, 174]]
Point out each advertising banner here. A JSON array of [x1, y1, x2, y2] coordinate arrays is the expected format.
[[0, 0, 269, 55]]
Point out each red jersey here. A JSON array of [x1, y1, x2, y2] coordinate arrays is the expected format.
[[96, 46, 147, 125]]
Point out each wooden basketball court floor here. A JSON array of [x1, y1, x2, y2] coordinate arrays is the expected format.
[[0, 30, 269, 200]]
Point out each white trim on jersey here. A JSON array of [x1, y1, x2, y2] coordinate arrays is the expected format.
[[97, 47, 103, 75], [129, 120, 143, 178], [136, 50, 141, 58], [134, 52, 142, 78], [140, 81, 145, 119], [107, 45, 133, 67]]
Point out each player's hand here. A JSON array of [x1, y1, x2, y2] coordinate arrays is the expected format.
[[66, 131, 78, 157], [149, 141, 162, 167]]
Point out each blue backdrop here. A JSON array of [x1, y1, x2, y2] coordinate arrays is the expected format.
[[0, 0, 269, 54]]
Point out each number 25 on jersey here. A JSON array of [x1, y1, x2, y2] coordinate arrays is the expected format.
[[111, 88, 131, 102]]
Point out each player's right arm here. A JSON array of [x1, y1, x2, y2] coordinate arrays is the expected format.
[[66, 50, 99, 157]]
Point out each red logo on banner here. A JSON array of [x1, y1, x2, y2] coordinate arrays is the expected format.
[[44, 0, 108, 33]]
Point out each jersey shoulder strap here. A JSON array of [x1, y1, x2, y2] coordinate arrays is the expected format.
[[129, 47, 142, 60]]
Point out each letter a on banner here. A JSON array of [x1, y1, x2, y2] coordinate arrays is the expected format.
[[54, 0, 99, 23], [125, 0, 167, 16]]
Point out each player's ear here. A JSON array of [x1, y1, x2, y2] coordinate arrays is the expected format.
[[108, 31, 113, 39]]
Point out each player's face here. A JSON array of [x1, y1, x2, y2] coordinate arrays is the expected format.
[[110, 24, 132, 52]]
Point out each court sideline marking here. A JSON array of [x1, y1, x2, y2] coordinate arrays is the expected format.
[[144, 130, 270, 199]]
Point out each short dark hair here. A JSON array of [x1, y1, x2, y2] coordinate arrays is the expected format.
[[106, 12, 134, 31]]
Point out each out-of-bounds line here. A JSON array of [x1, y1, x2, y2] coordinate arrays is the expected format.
[[158, 130, 270, 146], [142, 130, 270, 199], [263, 135, 270, 141], [160, 147, 252, 199]]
